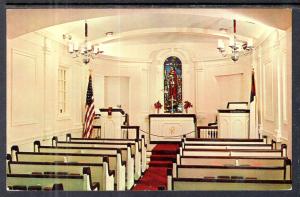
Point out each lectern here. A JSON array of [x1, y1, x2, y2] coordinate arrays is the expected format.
[[99, 108, 126, 139], [217, 102, 250, 138]]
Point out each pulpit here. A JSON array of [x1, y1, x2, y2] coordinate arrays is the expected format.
[[99, 108, 126, 139], [217, 102, 250, 138], [149, 114, 196, 142]]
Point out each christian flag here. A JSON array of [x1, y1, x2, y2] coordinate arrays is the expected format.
[[250, 69, 256, 102], [83, 75, 95, 138], [249, 69, 257, 138]]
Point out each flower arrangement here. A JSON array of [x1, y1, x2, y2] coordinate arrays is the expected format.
[[154, 101, 162, 114], [184, 101, 193, 113]]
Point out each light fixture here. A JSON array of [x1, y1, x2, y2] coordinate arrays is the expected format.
[[63, 20, 103, 64], [105, 32, 114, 37], [217, 19, 253, 62]]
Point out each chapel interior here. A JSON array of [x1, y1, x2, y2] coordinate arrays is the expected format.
[[6, 8, 292, 191]]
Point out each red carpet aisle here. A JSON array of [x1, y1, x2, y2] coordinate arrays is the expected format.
[[132, 143, 179, 190]]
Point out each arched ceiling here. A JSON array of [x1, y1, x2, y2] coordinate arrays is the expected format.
[[7, 8, 291, 40], [7, 8, 291, 60]]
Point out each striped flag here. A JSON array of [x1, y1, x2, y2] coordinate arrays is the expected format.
[[83, 75, 95, 138]]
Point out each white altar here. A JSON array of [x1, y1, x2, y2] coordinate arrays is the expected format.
[[149, 114, 196, 142], [217, 102, 250, 138]]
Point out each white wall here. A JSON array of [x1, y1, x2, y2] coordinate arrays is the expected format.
[[7, 32, 86, 152], [254, 28, 292, 158], [7, 27, 291, 157], [195, 57, 252, 125], [90, 47, 252, 143]]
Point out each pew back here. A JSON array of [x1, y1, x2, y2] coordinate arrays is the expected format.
[[65, 133, 147, 172], [8, 161, 113, 190], [182, 149, 284, 157], [7, 173, 90, 191], [171, 178, 292, 190], [33, 142, 134, 190], [51, 140, 141, 181], [179, 156, 286, 167], [184, 144, 273, 150], [176, 165, 287, 180], [12, 148, 127, 191]]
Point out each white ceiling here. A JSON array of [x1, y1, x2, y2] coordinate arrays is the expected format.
[[7, 8, 291, 60], [7, 8, 291, 39], [41, 13, 266, 44]]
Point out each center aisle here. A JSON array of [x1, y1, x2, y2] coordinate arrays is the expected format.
[[132, 143, 179, 191]]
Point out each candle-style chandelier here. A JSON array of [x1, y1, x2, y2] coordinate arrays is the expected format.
[[63, 20, 103, 64], [217, 19, 253, 62]]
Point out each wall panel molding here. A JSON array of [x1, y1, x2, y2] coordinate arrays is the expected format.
[[11, 48, 38, 126], [262, 59, 274, 122]]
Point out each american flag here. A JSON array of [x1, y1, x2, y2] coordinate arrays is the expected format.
[[83, 75, 95, 138]]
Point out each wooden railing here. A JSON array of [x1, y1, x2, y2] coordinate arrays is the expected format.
[[121, 126, 140, 139], [197, 126, 218, 139]]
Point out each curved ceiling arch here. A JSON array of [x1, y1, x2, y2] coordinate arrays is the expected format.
[[95, 27, 253, 45], [7, 8, 291, 39]]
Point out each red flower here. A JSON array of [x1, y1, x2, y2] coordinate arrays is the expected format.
[[154, 101, 162, 109], [184, 101, 193, 109]]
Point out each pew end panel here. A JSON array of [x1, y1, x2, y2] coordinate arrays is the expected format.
[[167, 168, 173, 191], [126, 144, 135, 190], [11, 146, 20, 161], [33, 141, 41, 152], [116, 150, 126, 190], [102, 157, 115, 191]]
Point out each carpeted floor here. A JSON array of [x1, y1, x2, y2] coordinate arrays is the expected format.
[[132, 143, 179, 191]]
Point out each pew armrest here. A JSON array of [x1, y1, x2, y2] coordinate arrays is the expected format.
[[108, 169, 115, 177], [167, 168, 173, 190], [91, 182, 100, 191]]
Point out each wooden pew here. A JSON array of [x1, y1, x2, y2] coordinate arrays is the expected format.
[[172, 160, 291, 180], [7, 155, 113, 191], [10, 146, 126, 190], [33, 141, 134, 190], [178, 155, 288, 167], [66, 133, 147, 173], [167, 169, 292, 191], [174, 155, 291, 182], [182, 143, 275, 150], [180, 144, 288, 158], [53, 136, 141, 180], [7, 167, 97, 191], [183, 135, 268, 144]]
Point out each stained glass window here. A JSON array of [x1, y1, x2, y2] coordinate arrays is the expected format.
[[163, 56, 183, 113]]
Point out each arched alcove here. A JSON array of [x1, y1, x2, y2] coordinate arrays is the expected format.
[[163, 56, 183, 113]]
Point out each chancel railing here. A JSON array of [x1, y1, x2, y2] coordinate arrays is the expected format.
[[121, 126, 140, 139], [197, 126, 218, 139]]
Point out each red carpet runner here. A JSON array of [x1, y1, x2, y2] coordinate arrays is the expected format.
[[132, 143, 179, 190]]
